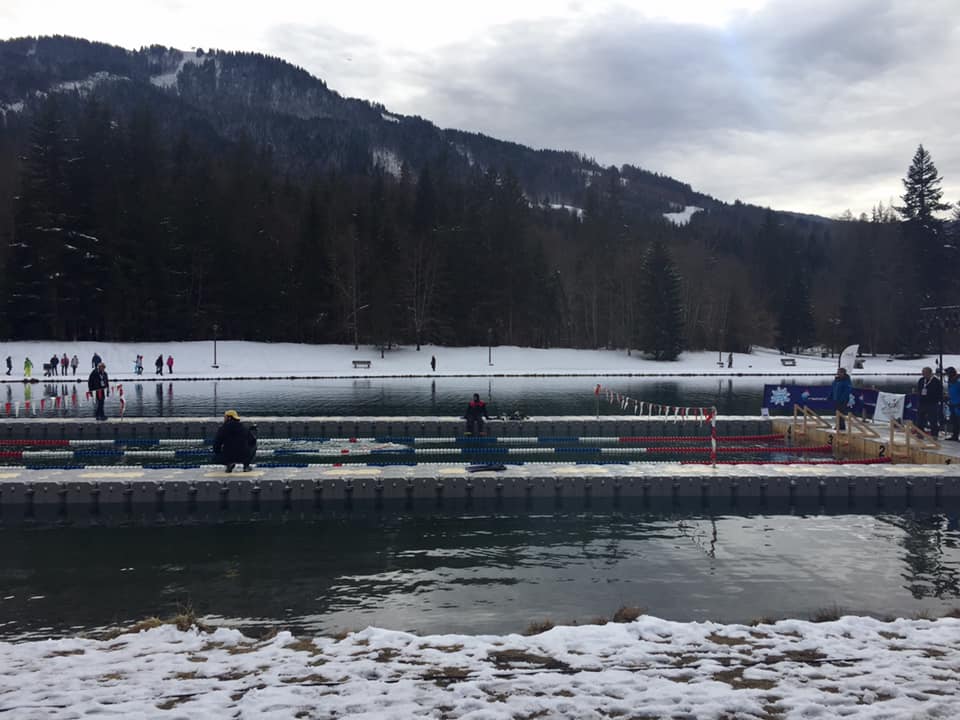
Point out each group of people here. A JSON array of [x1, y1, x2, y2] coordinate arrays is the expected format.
[[4, 352, 176, 380], [832, 365, 960, 441], [41, 353, 80, 377]]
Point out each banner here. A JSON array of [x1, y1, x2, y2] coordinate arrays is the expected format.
[[839, 344, 859, 374], [874, 392, 905, 423], [763, 384, 919, 423]]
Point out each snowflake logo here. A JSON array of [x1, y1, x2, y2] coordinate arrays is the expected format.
[[770, 387, 791, 407], [847, 394, 857, 409]]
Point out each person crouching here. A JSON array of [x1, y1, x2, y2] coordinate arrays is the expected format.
[[464, 393, 489, 435], [213, 410, 257, 472]]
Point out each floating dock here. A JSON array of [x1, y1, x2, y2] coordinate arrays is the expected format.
[[1, 416, 958, 520]]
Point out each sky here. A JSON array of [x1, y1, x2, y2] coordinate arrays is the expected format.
[[2, 0, 959, 217]]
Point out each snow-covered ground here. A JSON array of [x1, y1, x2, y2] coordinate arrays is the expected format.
[[0, 342, 946, 381], [2, 614, 957, 718], [664, 205, 703, 225]]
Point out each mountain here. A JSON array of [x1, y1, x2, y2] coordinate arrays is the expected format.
[[0, 35, 920, 354]]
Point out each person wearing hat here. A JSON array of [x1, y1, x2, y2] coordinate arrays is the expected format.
[[946, 367, 960, 441], [87, 362, 109, 421], [213, 410, 257, 472]]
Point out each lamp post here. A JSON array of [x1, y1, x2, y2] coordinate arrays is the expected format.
[[487, 327, 493, 366], [211, 324, 219, 369]]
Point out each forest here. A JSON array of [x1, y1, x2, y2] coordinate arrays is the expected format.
[[0, 37, 958, 357]]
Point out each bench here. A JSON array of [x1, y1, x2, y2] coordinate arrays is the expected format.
[[780, 358, 796, 367], [352, 360, 372, 369]]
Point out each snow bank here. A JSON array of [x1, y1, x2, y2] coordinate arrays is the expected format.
[[0, 342, 943, 381], [150, 51, 203, 89], [1, 614, 957, 718], [664, 205, 703, 225]]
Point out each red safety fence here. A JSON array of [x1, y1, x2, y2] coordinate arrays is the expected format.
[[645, 444, 833, 455], [683, 457, 892, 465], [618, 434, 784, 444]]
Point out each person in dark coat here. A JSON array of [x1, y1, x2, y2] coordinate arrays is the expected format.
[[916, 366, 943, 438], [88, 362, 109, 421], [5, 356, 11, 376], [430, 355, 436, 372], [830, 367, 853, 431], [213, 410, 257, 472], [464, 393, 489, 435], [91, 352, 102, 369], [946, 367, 960, 441], [50, 354, 59, 376], [60, 354, 69, 375], [155, 354, 164, 375]]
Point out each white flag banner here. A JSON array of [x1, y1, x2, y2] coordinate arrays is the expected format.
[[839, 344, 859, 374], [874, 392, 905, 424]]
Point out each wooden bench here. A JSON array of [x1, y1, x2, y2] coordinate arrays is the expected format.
[[780, 358, 796, 367], [352, 360, 372, 369]]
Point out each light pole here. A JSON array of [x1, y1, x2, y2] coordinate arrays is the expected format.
[[487, 327, 493, 366], [212, 323, 219, 368]]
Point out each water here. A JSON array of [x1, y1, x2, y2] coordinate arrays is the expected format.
[[0, 376, 919, 418], [2, 504, 959, 640]]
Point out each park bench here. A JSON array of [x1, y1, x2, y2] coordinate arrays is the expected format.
[[780, 358, 796, 367], [352, 360, 372, 369]]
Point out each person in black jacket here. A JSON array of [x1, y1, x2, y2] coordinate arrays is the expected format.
[[464, 393, 489, 435], [88, 362, 109, 421], [916, 366, 943, 438], [213, 410, 257, 472]]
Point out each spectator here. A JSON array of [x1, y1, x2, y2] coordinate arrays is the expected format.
[[70, 355, 79, 376], [88, 362, 109, 421], [166, 355, 174, 374], [91, 352, 101, 369], [23, 357, 32, 378], [464, 393, 489, 435], [947, 367, 960, 442], [212, 410, 257, 472], [50, 353, 60, 376], [60, 353, 69, 375], [155, 354, 164, 375], [5, 356, 11, 376], [431, 355, 436, 372], [831, 367, 853, 431], [916, 366, 943, 439]]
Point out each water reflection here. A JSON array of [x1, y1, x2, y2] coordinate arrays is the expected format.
[[1, 507, 959, 641]]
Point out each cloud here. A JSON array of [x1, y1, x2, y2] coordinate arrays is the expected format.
[[273, 0, 960, 215]]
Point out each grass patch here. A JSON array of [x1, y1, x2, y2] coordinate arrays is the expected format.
[[707, 632, 751, 647], [48, 648, 85, 657], [282, 637, 318, 654], [99, 672, 124, 682], [748, 616, 781, 627], [878, 631, 905, 640], [809, 605, 845, 623], [712, 667, 777, 691], [489, 648, 570, 672], [282, 673, 332, 685], [942, 608, 960, 619], [524, 619, 556, 636], [156, 694, 194, 710], [420, 643, 465, 653], [612, 606, 644, 623], [172, 670, 199, 680]]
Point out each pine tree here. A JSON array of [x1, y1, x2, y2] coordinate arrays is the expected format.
[[776, 274, 815, 353], [638, 240, 684, 360], [897, 145, 951, 225]]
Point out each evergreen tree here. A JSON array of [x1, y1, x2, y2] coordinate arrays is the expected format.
[[638, 240, 684, 360], [776, 274, 815, 353], [897, 145, 951, 225]]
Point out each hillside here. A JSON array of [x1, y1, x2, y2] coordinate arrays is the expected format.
[[0, 35, 919, 354]]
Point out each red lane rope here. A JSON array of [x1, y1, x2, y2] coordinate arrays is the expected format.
[[682, 457, 891, 465], [645, 445, 832, 454], [0, 439, 71, 447], [618, 434, 784, 444], [0, 451, 24, 459]]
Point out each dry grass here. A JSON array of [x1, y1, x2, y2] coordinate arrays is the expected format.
[[47, 648, 85, 657], [489, 648, 570, 672], [707, 632, 751, 647], [524, 619, 556, 636], [612, 606, 644, 623], [809, 605, 845, 623], [712, 667, 777, 691], [942, 608, 960, 619]]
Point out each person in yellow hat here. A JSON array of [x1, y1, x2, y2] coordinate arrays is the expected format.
[[212, 409, 257, 472]]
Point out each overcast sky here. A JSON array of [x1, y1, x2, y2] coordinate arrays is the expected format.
[[3, 0, 959, 217]]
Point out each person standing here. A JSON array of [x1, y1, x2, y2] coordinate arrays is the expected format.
[[5, 356, 11, 376], [50, 353, 59, 376], [916, 366, 943, 438], [430, 355, 436, 372], [831, 367, 853, 431], [464, 393, 489, 435], [166, 355, 174, 374], [70, 354, 79, 376], [155, 354, 164, 375], [946, 367, 960, 441], [60, 353, 69, 376], [91, 352, 102, 369], [23, 357, 33, 378], [212, 409, 257, 472], [88, 361, 109, 421]]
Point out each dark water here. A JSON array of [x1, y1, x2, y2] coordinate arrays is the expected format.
[[1, 376, 919, 418], [2, 502, 959, 640]]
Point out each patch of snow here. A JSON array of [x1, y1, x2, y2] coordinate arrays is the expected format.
[[380, 111, 400, 123], [663, 205, 703, 226], [619, 177, 629, 186], [1, 101, 24, 115], [547, 203, 584, 218], [371, 147, 402, 179], [51, 71, 125, 94], [150, 51, 203, 89], [0, 615, 958, 717]]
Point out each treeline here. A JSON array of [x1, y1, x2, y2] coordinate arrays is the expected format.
[[0, 91, 958, 356]]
